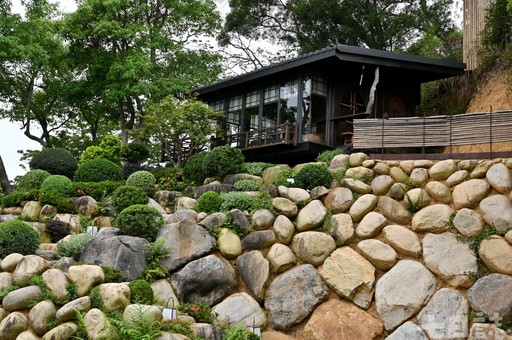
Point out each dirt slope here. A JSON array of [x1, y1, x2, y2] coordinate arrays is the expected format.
[[467, 69, 512, 113]]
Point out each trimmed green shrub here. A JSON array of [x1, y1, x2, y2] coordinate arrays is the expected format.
[[121, 143, 149, 163], [29, 148, 78, 179], [72, 181, 126, 201], [73, 159, 124, 183], [295, 164, 333, 190], [0, 190, 40, 207], [316, 148, 344, 164], [38, 192, 75, 213], [79, 135, 122, 165], [114, 204, 164, 242], [111, 185, 149, 214], [203, 146, 245, 179], [197, 191, 223, 213], [220, 192, 253, 212], [40, 175, 73, 196], [183, 152, 208, 185], [0, 219, 41, 258], [101, 266, 124, 283], [126, 171, 156, 195], [234, 179, 262, 192], [128, 279, 154, 304], [243, 162, 275, 176], [56, 233, 93, 261], [15, 169, 51, 192], [46, 219, 70, 243]]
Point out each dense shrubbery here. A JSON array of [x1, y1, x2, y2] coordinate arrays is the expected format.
[[316, 148, 344, 163], [29, 148, 78, 179], [39, 192, 75, 213], [0, 219, 41, 258], [234, 179, 262, 191], [46, 219, 71, 243], [243, 162, 275, 176], [72, 181, 125, 201], [295, 164, 333, 190], [0, 189, 40, 207], [126, 171, 156, 195], [56, 233, 92, 261], [15, 169, 51, 192], [123, 162, 146, 179], [178, 302, 216, 323], [197, 191, 223, 213], [40, 175, 73, 196], [220, 192, 254, 212], [121, 143, 149, 163], [73, 159, 124, 182], [203, 146, 245, 179], [114, 204, 164, 242], [79, 135, 122, 165], [111, 185, 149, 214], [183, 152, 208, 185], [153, 167, 188, 191], [128, 279, 154, 304]]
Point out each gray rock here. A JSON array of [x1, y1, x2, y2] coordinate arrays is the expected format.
[[479, 236, 512, 275], [272, 215, 295, 244], [377, 196, 411, 225], [2, 286, 43, 311], [198, 212, 228, 230], [412, 204, 453, 233], [319, 247, 375, 309], [424, 181, 452, 204], [194, 183, 235, 199], [486, 163, 512, 194], [171, 255, 238, 306], [224, 173, 262, 185], [355, 211, 388, 239], [236, 251, 270, 302], [429, 159, 456, 180], [410, 168, 429, 188], [459, 159, 478, 171], [251, 209, 275, 230], [80, 235, 146, 281], [41, 322, 77, 340], [291, 231, 336, 266], [21, 201, 43, 220], [479, 194, 512, 231], [310, 186, 330, 199], [386, 321, 428, 340], [74, 196, 99, 218], [15, 330, 40, 340], [469, 273, 512, 322], [173, 197, 196, 211], [213, 293, 266, 328], [329, 213, 355, 245], [452, 179, 490, 209], [165, 209, 197, 224], [149, 197, 168, 214], [154, 191, 180, 211], [375, 260, 436, 331], [54, 213, 81, 234], [399, 160, 414, 174], [241, 230, 276, 250], [349, 194, 378, 222], [29, 300, 57, 336], [371, 175, 394, 196], [422, 232, 477, 287], [340, 178, 371, 194], [190, 323, 223, 340], [272, 197, 298, 219], [0, 311, 28, 340], [158, 221, 216, 272], [264, 264, 328, 330], [387, 183, 407, 200], [229, 209, 251, 235], [357, 239, 397, 270], [453, 208, 485, 237], [56, 297, 91, 322], [97, 283, 131, 312], [151, 279, 180, 309], [373, 162, 390, 175], [323, 188, 353, 213], [12, 255, 51, 287], [468, 323, 511, 340], [417, 288, 468, 339], [267, 244, 297, 273]]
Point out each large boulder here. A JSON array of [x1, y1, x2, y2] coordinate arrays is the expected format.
[[2, 286, 43, 311], [291, 231, 336, 267], [29, 300, 57, 336], [486, 162, 512, 194], [412, 204, 453, 233], [323, 188, 353, 213], [382, 225, 422, 257], [12, 255, 51, 287], [0, 311, 28, 340], [452, 179, 490, 209], [212, 293, 266, 328], [479, 195, 512, 232], [236, 251, 270, 302], [469, 274, 512, 322], [296, 200, 327, 231]]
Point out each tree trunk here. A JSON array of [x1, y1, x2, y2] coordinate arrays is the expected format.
[[0, 155, 13, 194]]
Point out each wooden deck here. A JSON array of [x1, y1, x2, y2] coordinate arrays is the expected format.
[[226, 121, 298, 150]]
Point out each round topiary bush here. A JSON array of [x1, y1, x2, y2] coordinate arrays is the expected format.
[[40, 175, 73, 196], [197, 191, 224, 213], [29, 148, 78, 179], [128, 279, 154, 304], [111, 185, 149, 214], [73, 159, 124, 182], [295, 164, 333, 191], [203, 146, 245, 179], [126, 170, 156, 195], [15, 169, 51, 192], [183, 152, 208, 185], [113, 204, 164, 242], [79, 135, 122, 165], [234, 179, 262, 192], [0, 219, 40, 258]]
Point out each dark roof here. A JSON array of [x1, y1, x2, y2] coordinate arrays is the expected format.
[[195, 44, 466, 96]]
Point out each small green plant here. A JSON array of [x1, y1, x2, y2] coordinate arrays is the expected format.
[[46, 219, 71, 243], [111, 185, 149, 214], [40, 175, 73, 197], [56, 233, 93, 261], [242, 162, 275, 176], [251, 191, 273, 211], [142, 239, 171, 283], [128, 279, 154, 304], [0, 219, 41, 258], [78, 215, 93, 228], [223, 323, 260, 340], [38, 192, 75, 213], [28, 274, 53, 301], [108, 307, 162, 339], [29, 147, 78, 179], [202, 145, 245, 179], [316, 148, 344, 164], [272, 168, 296, 187], [15, 169, 51, 192], [294, 164, 333, 190], [66, 282, 78, 301], [73, 159, 124, 183], [89, 286, 104, 309], [157, 168, 189, 191], [114, 205, 165, 242], [79, 134, 122, 165], [126, 171, 157, 195], [160, 323, 194, 338], [234, 179, 262, 192], [101, 266, 124, 283], [221, 218, 249, 238], [197, 191, 224, 213], [73, 311, 90, 339], [183, 152, 208, 185], [178, 302, 217, 323], [0, 189, 40, 207], [220, 192, 253, 212]]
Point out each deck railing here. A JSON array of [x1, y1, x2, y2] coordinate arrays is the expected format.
[[226, 121, 298, 150]]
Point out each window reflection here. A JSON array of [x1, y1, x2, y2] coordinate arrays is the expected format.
[[227, 96, 242, 146], [245, 90, 260, 131], [302, 76, 327, 143], [263, 85, 279, 128], [279, 80, 298, 124]]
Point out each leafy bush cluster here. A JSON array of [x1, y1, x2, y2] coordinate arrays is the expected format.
[[243, 162, 275, 176], [38, 192, 75, 214], [203, 145, 245, 179], [15, 169, 51, 192], [126, 171, 156, 195], [0, 189, 40, 207], [142, 239, 170, 283], [183, 152, 208, 185], [219, 192, 254, 212], [128, 279, 154, 304], [111, 185, 149, 214], [234, 179, 262, 192], [155, 168, 189, 191], [72, 181, 125, 201], [114, 204, 164, 242], [178, 302, 217, 323], [197, 191, 224, 213], [40, 175, 73, 196], [316, 148, 344, 163], [120, 142, 149, 163], [223, 324, 260, 340], [79, 135, 122, 165], [294, 164, 333, 190], [0, 219, 41, 258], [198, 190, 272, 214], [74, 159, 124, 183], [29, 148, 78, 179], [56, 233, 93, 261]]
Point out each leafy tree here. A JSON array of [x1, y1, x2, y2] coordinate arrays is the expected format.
[[137, 96, 223, 167], [483, 0, 512, 50]]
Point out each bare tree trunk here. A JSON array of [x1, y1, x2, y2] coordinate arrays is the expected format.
[[0, 155, 13, 194], [366, 66, 380, 114]]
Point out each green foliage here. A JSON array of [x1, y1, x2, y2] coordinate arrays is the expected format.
[[72, 181, 126, 201], [221, 218, 249, 238], [197, 191, 224, 213], [151, 167, 180, 181], [272, 168, 296, 187], [108, 308, 162, 340], [203, 146, 245, 179], [89, 286, 104, 309], [156, 168, 189, 191], [0, 285, 20, 303], [79, 135, 122, 165], [66, 282, 78, 301], [126, 171, 156, 195], [242, 162, 275, 176], [40, 175, 73, 197], [220, 192, 253, 212], [114, 205, 165, 242], [178, 302, 217, 323], [160, 323, 194, 338], [101, 266, 124, 283], [316, 148, 344, 164], [482, 0, 512, 50], [183, 152, 208, 185], [56, 233, 93, 261], [234, 179, 262, 191], [251, 191, 273, 211], [142, 239, 171, 283], [295, 164, 333, 190], [0, 190, 40, 207], [223, 323, 260, 340], [111, 185, 149, 214], [121, 143, 150, 163], [46, 219, 70, 243], [128, 280, 154, 304], [28, 275, 54, 301], [73, 159, 124, 183], [0, 219, 41, 258], [29, 148, 78, 179], [38, 192, 75, 214], [15, 169, 51, 192]]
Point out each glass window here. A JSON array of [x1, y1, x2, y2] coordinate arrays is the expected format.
[[279, 80, 299, 124], [227, 96, 242, 136], [209, 100, 224, 113], [244, 90, 260, 131], [263, 85, 279, 128], [302, 76, 327, 143]]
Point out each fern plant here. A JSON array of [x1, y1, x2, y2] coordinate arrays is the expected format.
[[142, 239, 171, 283]]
